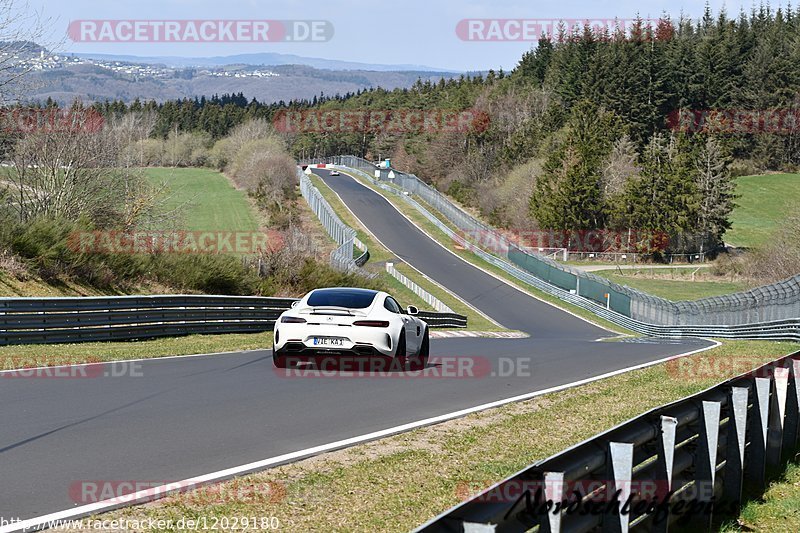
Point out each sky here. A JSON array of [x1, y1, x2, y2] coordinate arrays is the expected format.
[[25, 0, 765, 71]]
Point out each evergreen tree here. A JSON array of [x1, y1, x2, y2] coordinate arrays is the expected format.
[[529, 101, 620, 229], [514, 37, 553, 85]]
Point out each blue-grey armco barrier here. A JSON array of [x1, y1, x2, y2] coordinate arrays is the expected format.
[[415, 351, 800, 532], [0, 294, 466, 345]]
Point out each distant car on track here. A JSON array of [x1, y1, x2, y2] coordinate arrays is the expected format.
[[273, 287, 429, 370], [329, 170, 340, 176]]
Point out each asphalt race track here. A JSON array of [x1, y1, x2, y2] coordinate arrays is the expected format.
[[0, 168, 713, 523]]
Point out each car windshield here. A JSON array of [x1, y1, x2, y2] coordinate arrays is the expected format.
[[307, 288, 377, 309]]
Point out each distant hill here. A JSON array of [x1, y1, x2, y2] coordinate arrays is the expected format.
[[72, 51, 459, 73], [4, 44, 465, 104], [24, 64, 460, 105]]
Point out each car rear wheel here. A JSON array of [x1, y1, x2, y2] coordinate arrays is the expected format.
[[409, 330, 429, 371], [273, 344, 291, 368], [393, 335, 407, 371]]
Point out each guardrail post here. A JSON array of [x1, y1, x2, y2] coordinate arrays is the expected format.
[[654, 416, 677, 533], [747, 377, 771, 490], [784, 359, 800, 455], [723, 387, 749, 511], [414, 352, 800, 533], [766, 367, 789, 469], [688, 400, 721, 530], [603, 442, 633, 533], [542, 471, 565, 533]]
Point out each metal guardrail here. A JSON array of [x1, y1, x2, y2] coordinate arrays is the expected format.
[[417, 311, 467, 328], [299, 167, 370, 275], [0, 294, 467, 345], [353, 237, 370, 267], [310, 156, 800, 328], [0, 295, 291, 345], [416, 350, 800, 532], [301, 158, 800, 341], [386, 262, 454, 314]]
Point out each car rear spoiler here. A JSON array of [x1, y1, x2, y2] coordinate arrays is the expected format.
[[301, 306, 368, 317]]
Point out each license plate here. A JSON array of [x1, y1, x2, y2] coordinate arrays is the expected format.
[[312, 337, 346, 347]]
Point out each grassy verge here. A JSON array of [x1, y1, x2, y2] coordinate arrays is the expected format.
[[0, 273, 121, 297], [727, 172, 800, 248], [0, 331, 273, 368], [0, 269, 182, 298], [392, 262, 506, 331], [144, 167, 259, 232], [722, 461, 800, 531], [308, 173, 501, 331], [74, 340, 798, 531], [341, 170, 635, 336], [591, 268, 749, 300]]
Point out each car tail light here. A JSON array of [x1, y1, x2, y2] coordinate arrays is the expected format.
[[281, 316, 307, 324], [353, 320, 390, 328]]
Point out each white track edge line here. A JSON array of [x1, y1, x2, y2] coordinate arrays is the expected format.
[[3, 340, 721, 533]]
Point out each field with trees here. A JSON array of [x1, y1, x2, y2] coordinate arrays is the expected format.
[[63, 5, 800, 291], [3, 5, 800, 300], [0, 114, 381, 298], [590, 171, 800, 298]]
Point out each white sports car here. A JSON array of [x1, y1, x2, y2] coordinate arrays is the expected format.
[[273, 287, 429, 370]]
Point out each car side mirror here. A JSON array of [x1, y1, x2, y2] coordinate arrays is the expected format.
[[291, 301, 299, 308], [406, 305, 419, 316]]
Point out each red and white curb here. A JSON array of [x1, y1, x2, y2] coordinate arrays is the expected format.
[[430, 330, 529, 339]]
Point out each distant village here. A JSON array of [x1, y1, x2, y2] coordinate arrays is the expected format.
[[1, 49, 280, 79]]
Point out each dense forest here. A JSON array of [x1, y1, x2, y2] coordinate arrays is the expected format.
[[21, 5, 800, 254]]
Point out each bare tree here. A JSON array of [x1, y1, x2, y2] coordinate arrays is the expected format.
[[0, 1, 57, 104], [254, 225, 318, 292], [694, 136, 735, 250], [210, 118, 284, 171], [601, 134, 639, 200], [164, 125, 187, 167], [5, 108, 118, 224], [104, 113, 191, 230], [4, 106, 183, 230], [477, 158, 541, 229], [232, 139, 297, 222], [109, 110, 158, 168]]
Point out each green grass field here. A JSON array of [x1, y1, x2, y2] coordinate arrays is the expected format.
[[727, 173, 800, 248], [591, 269, 749, 300], [144, 167, 258, 232], [722, 461, 800, 531]]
